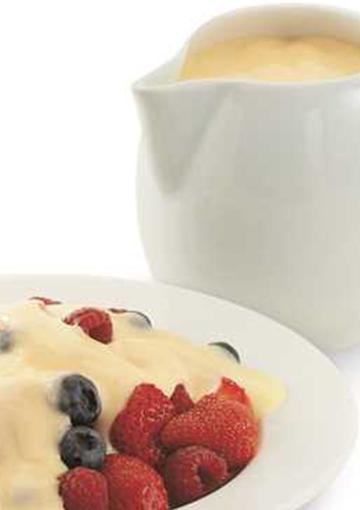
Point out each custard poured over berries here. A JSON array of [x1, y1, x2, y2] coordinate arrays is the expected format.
[[0, 299, 285, 509]]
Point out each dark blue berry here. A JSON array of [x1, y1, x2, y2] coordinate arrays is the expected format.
[[0, 330, 12, 352], [58, 374, 102, 426], [59, 426, 106, 470], [208, 342, 241, 363], [126, 311, 152, 328]]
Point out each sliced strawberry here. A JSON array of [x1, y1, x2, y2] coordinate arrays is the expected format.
[[110, 383, 175, 467], [215, 377, 251, 408], [64, 307, 113, 344], [161, 394, 259, 469], [170, 384, 194, 414]]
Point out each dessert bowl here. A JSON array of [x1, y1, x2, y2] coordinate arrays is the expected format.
[[0, 274, 357, 510]]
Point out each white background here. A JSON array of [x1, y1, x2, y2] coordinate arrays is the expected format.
[[0, 0, 359, 508]]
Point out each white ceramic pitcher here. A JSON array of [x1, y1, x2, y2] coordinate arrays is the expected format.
[[134, 4, 360, 351]]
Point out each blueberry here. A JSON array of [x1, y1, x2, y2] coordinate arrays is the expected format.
[[59, 426, 106, 470], [126, 311, 152, 329], [208, 342, 241, 363], [0, 330, 12, 352], [58, 375, 102, 426]]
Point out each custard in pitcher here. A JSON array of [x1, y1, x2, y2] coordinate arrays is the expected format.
[[180, 36, 360, 82]]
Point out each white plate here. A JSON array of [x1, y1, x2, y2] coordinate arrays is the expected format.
[[0, 274, 357, 510]]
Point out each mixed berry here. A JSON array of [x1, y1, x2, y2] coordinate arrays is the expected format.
[[60, 426, 106, 470], [109, 383, 176, 468], [170, 384, 194, 415], [208, 341, 241, 363], [64, 307, 113, 344], [58, 374, 102, 426], [29, 298, 259, 510], [0, 328, 12, 352]]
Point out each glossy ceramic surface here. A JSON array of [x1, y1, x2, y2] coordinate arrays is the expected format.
[[134, 5, 360, 351]]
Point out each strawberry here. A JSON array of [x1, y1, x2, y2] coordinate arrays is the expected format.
[[102, 454, 168, 510], [161, 394, 259, 469], [64, 308, 113, 344], [30, 296, 62, 305], [110, 384, 175, 467], [59, 467, 108, 510], [163, 446, 228, 507], [170, 384, 194, 415], [215, 377, 252, 409]]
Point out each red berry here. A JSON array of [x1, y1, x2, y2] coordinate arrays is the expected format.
[[215, 377, 252, 409], [163, 446, 228, 506], [64, 308, 113, 344], [102, 454, 168, 510], [110, 384, 175, 467], [30, 296, 62, 305], [170, 384, 194, 414], [59, 467, 108, 510], [161, 394, 259, 469]]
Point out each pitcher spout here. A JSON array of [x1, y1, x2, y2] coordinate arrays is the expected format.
[[133, 57, 221, 193]]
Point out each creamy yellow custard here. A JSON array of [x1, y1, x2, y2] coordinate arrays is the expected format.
[[0, 301, 285, 510], [180, 36, 360, 82]]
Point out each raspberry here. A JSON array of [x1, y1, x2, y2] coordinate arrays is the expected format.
[[163, 446, 228, 506], [64, 308, 113, 344], [161, 394, 259, 469], [0, 329, 12, 352], [59, 467, 108, 510], [215, 377, 252, 409], [30, 296, 62, 305], [170, 384, 194, 414], [110, 384, 175, 467], [102, 454, 168, 510]]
